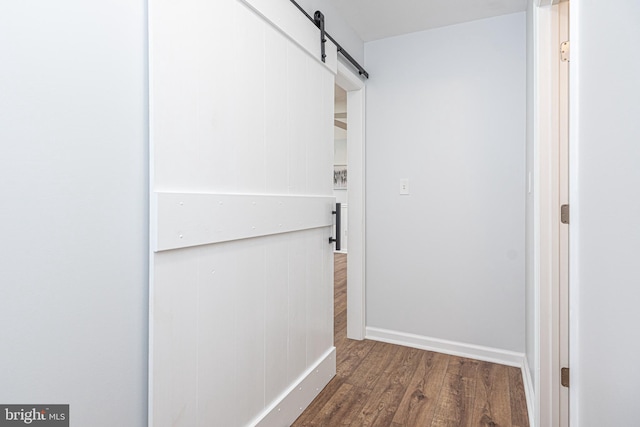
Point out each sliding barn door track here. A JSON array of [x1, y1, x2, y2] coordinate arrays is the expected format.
[[289, 0, 369, 79]]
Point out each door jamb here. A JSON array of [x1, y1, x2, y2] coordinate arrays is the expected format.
[[557, 4, 570, 427], [534, 1, 569, 426], [335, 62, 366, 340]]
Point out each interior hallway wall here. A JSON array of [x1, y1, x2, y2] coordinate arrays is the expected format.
[[365, 12, 527, 352], [524, 0, 536, 392], [0, 1, 148, 425]]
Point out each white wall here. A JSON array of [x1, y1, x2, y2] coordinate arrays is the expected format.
[[570, 1, 640, 425], [0, 1, 148, 426], [524, 0, 537, 393], [334, 138, 348, 164], [365, 13, 527, 352]]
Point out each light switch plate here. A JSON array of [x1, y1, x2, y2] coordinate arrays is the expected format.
[[400, 179, 409, 195]]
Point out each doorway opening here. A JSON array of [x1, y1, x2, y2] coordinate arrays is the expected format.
[[334, 84, 348, 254], [334, 62, 366, 341], [333, 84, 349, 351]]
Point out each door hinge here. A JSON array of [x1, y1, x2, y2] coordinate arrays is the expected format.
[[561, 204, 570, 224], [561, 367, 570, 387], [561, 41, 570, 62]]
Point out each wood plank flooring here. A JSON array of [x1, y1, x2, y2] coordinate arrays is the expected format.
[[292, 253, 529, 427]]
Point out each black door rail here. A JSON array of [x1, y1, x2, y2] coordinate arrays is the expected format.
[[289, 0, 369, 79]]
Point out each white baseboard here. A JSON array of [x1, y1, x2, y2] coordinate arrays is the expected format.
[[365, 327, 524, 367], [252, 347, 336, 427], [522, 355, 536, 427]]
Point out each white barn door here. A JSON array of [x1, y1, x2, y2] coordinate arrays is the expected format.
[[149, 1, 339, 426]]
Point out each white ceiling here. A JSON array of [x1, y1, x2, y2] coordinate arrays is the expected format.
[[325, 0, 527, 42]]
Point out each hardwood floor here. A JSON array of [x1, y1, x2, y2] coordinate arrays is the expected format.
[[292, 253, 529, 427]]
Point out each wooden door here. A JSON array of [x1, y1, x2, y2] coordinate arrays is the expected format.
[[148, 1, 339, 426]]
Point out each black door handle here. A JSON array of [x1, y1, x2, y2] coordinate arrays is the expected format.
[[329, 203, 341, 251]]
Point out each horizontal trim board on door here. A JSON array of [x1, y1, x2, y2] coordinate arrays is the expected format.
[[153, 192, 335, 252]]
